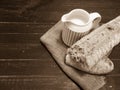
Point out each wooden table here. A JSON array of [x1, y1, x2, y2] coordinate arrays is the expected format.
[[0, 0, 119, 90]]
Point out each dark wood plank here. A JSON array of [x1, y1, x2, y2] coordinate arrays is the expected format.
[[0, 75, 119, 90], [0, 11, 61, 22], [99, 76, 120, 90], [0, 59, 60, 75], [109, 44, 120, 59], [0, 75, 79, 90], [111, 60, 120, 75], [0, 0, 119, 11], [0, 22, 54, 33], [0, 0, 28, 9], [0, 0, 119, 22], [0, 34, 41, 43], [0, 0, 53, 10], [0, 43, 47, 59], [0, 54, 62, 75]]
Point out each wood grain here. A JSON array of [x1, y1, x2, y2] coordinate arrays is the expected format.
[[0, 75, 79, 90], [0, 0, 119, 22]]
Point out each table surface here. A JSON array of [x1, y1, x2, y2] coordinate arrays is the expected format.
[[0, 0, 119, 90]]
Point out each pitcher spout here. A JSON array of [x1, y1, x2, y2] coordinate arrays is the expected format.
[[61, 13, 70, 23]]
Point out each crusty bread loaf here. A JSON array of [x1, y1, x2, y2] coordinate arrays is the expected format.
[[66, 54, 114, 74], [65, 16, 120, 74]]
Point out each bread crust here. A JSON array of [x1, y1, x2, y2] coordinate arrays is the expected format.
[[65, 16, 120, 74]]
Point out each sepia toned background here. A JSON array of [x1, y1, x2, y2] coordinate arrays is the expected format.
[[0, 0, 119, 90]]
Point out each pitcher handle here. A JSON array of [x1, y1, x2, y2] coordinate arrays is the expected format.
[[90, 12, 101, 29]]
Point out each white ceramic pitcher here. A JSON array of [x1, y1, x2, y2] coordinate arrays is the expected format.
[[61, 9, 101, 46]]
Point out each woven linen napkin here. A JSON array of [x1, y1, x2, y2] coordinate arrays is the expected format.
[[40, 21, 106, 90]]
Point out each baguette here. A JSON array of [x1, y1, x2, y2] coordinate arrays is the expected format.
[[65, 16, 120, 74]]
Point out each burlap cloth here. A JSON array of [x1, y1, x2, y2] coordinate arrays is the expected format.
[[40, 21, 106, 90]]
